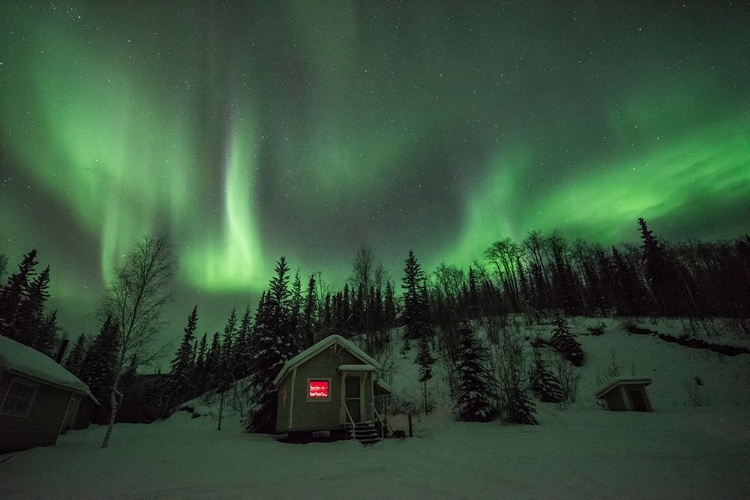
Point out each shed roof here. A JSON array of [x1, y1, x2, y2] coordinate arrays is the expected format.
[[595, 376, 652, 399], [273, 335, 381, 387], [0, 335, 99, 404]]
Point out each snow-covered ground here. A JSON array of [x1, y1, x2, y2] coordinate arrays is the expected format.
[[2, 317, 750, 499]]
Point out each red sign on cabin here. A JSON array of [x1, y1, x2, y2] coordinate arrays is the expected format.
[[309, 380, 329, 399]]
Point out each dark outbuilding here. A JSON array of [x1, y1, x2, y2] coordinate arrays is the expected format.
[[0, 335, 99, 454], [595, 376, 653, 412]]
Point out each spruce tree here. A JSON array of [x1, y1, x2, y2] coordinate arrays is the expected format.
[[0, 250, 38, 341], [80, 315, 119, 423], [233, 305, 253, 379], [17, 265, 52, 351], [504, 375, 538, 425], [246, 257, 299, 433], [302, 274, 318, 348], [638, 218, 683, 315], [467, 266, 481, 319], [454, 327, 495, 422], [402, 250, 430, 342], [64, 334, 87, 379], [289, 272, 304, 347], [416, 335, 434, 413], [550, 313, 584, 366], [611, 247, 650, 316], [383, 281, 397, 329], [222, 307, 238, 378], [34, 310, 59, 357], [204, 332, 221, 391], [191, 333, 208, 395], [169, 306, 198, 405], [529, 349, 564, 403]]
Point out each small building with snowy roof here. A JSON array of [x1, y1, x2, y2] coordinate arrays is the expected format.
[[595, 376, 653, 412], [0, 335, 99, 453], [273, 335, 390, 442]]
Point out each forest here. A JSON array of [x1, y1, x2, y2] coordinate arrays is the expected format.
[[1, 218, 749, 434]]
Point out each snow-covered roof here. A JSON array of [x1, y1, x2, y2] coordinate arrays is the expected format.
[[273, 335, 381, 387], [0, 335, 98, 404], [595, 376, 652, 399], [374, 378, 391, 394]]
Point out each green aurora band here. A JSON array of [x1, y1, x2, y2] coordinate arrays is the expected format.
[[1, 2, 748, 334]]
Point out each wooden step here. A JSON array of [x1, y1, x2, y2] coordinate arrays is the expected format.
[[346, 422, 381, 445]]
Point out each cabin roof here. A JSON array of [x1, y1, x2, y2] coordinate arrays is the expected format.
[[0, 335, 99, 404], [273, 335, 381, 387], [595, 376, 652, 399]]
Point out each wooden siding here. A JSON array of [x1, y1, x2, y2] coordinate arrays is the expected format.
[[276, 344, 374, 432], [0, 369, 74, 453]]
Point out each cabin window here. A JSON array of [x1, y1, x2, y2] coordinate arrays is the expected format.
[[307, 379, 331, 401], [1, 378, 38, 417]]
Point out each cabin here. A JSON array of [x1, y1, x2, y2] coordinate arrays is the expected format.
[[0, 335, 99, 454], [273, 335, 391, 442], [595, 376, 653, 412]]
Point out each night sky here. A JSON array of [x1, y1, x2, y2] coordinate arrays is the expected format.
[[1, 1, 749, 341]]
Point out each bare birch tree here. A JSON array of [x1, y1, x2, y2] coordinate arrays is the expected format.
[[100, 234, 176, 448]]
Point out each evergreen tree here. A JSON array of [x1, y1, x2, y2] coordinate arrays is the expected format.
[[269, 256, 291, 308], [503, 374, 538, 425], [64, 334, 87, 379], [401, 250, 430, 342], [341, 283, 351, 335], [222, 307, 238, 377], [467, 266, 481, 319], [246, 257, 299, 433], [169, 305, 198, 405], [549, 313, 584, 366], [0, 250, 38, 341], [302, 274, 318, 347], [638, 218, 684, 315], [80, 315, 119, 423], [289, 272, 304, 347], [383, 280, 397, 329], [611, 247, 650, 316], [549, 235, 582, 316], [233, 305, 253, 379], [529, 349, 564, 403], [16, 265, 52, 351], [416, 335, 434, 413], [191, 333, 208, 395], [322, 292, 332, 333], [204, 332, 221, 390], [454, 327, 495, 422], [34, 310, 59, 357]]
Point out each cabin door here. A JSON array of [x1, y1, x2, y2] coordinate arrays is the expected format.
[[345, 376, 361, 422]]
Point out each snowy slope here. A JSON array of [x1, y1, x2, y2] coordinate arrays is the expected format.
[[1, 317, 749, 499]]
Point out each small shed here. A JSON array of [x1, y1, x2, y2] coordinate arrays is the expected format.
[[595, 376, 653, 412], [273, 335, 390, 435], [0, 335, 99, 454]]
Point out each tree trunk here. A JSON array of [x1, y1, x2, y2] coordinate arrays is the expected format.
[[217, 390, 225, 431], [101, 379, 121, 448]]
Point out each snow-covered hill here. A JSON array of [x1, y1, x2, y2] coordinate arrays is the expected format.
[[2, 317, 749, 499]]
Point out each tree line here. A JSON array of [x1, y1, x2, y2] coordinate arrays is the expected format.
[[1, 219, 748, 435]]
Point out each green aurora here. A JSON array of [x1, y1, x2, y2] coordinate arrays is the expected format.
[[1, 1, 748, 335]]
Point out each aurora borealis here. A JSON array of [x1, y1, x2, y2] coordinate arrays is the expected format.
[[1, 1, 749, 338]]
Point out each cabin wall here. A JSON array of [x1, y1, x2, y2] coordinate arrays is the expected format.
[[0, 369, 73, 453], [278, 345, 371, 432]]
